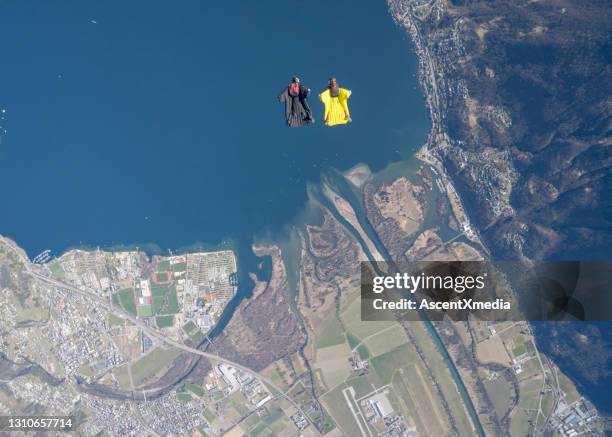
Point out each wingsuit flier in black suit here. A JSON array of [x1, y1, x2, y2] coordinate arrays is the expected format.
[[278, 77, 315, 127]]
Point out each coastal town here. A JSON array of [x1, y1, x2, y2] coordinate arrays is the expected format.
[[46, 248, 238, 343], [0, 0, 609, 435], [0, 233, 327, 435]]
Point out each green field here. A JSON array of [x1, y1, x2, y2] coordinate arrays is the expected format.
[[151, 284, 168, 296], [346, 332, 360, 349], [510, 406, 536, 437], [131, 347, 182, 387], [517, 358, 543, 382], [172, 262, 187, 272], [78, 363, 95, 378], [108, 313, 126, 326], [512, 343, 526, 357], [539, 391, 555, 427], [184, 382, 204, 397], [558, 372, 580, 403], [156, 315, 174, 328], [113, 364, 131, 389], [268, 419, 287, 434], [315, 315, 345, 349], [183, 320, 197, 334], [341, 296, 394, 340], [166, 286, 179, 312], [203, 408, 216, 423], [484, 377, 514, 420], [262, 405, 285, 424], [364, 325, 408, 356], [157, 260, 170, 271], [391, 364, 447, 437], [151, 285, 179, 315], [249, 422, 267, 436], [518, 379, 542, 411], [323, 386, 363, 437], [370, 343, 418, 384], [406, 323, 475, 436], [155, 272, 169, 282], [48, 262, 65, 278], [322, 411, 337, 434], [152, 285, 169, 312], [138, 304, 153, 317], [346, 375, 375, 399], [115, 288, 137, 316], [243, 413, 260, 429], [357, 344, 370, 360], [177, 392, 192, 402], [190, 331, 205, 344], [525, 339, 536, 356], [229, 392, 251, 416], [512, 335, 527, 357]]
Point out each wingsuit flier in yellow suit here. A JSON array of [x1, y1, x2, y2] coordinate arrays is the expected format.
[[319, 78, 352, 126]]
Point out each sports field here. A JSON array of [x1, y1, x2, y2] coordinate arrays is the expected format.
[[151, 284, 179, 315], [156, 314, 174, 328]]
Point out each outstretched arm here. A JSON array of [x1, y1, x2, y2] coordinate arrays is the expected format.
[[319, 92, 331, 124], [340, 88, 352, 120], [278, 89, 292, 122]]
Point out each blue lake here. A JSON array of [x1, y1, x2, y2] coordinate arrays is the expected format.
[[0, 0, 428, 257], [1, 0, 609, 419]]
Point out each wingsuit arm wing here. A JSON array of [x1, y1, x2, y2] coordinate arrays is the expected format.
[[340, 88, 352, 117], [278, 89, 292, 121], [319, 90, 331, 122]]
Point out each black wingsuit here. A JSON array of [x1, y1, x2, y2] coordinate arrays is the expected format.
[[278, 85, 314, 127]]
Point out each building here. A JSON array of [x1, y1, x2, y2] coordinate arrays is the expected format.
[[217, 364, 240, 392], [368, 393, 394, 419], [197, 315, 211, 329]]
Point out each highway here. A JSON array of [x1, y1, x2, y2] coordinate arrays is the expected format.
[[0, 237, 320, 435]]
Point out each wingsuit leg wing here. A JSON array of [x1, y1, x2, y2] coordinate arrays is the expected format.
[[319, 90, 331, 124], [340, 89, 352, 121]]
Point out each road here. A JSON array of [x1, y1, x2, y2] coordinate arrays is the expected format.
[[1, 237, 320, 436], [32, 271, 320, 435]]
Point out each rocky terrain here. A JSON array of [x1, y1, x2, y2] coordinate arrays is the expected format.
[[390, 0, 611, 260], [389, 0, 611, 416]]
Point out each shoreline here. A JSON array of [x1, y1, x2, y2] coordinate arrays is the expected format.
[[390, 4, 489, 257], [389, 0, 607, 427]]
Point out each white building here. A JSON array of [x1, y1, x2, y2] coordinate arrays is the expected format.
[[368, 393, 394, 418]]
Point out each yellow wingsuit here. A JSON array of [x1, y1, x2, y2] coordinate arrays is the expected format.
[[319, 88, 352, 126]]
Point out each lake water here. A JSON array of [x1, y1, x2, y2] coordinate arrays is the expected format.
[[0, 0, 429, 257], [4, 0, 606, 422]]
